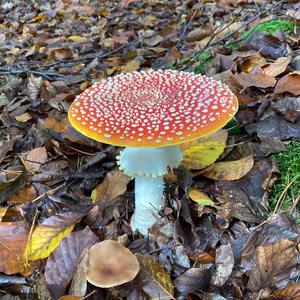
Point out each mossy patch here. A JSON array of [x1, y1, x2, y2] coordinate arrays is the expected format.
[[193, 51, 213, 74], [270, 141, 300, 210], [243, 19, 295, 40]]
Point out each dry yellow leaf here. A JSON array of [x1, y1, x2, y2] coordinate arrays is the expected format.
[[27, 224, 74, 261], [202, 155, 254, 180], [68, 35, 88, 42], [188, 188, 214, 206], [26, 212, 83, 261], [15, 113, 32, 122], [0, 207, 8, 221], [179, 129, 228, 170], [136, 254, 174, 299], [121, 60, 140, 73]]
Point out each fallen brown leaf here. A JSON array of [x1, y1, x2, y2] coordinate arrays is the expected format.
[[274, 72, 300, 95], [0, 223, 29, 275], [91, 170, 131, 207], [24, 146, 48, 173], [213, 244, 234, 287], [271, 283, 300, 299], [9, 185, 37, 204], [45, 227, 97, 299], [174, 267, 211, 294], [202, 155, 254, 180], [263, 57, 290, 77], [233, 71, 276, 88], [136, 254, 174, 299], [247, 239, 298, 292]]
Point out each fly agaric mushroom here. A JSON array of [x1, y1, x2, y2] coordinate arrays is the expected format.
[[68, 69, 238, 236], [86, 240, 140, 288]]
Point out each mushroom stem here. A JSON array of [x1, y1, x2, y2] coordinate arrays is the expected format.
[[117, 145, 182, 236], [131, 176, 164, 236]]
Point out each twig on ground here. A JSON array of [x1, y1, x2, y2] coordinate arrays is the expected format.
[[154, 5, 200, 68]]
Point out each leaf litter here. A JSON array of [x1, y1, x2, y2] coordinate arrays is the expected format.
[[0, 0, 299, 299]]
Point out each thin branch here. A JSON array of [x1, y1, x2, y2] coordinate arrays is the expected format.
[[182, 0, 285, 69], [154, 5, 199, 69]]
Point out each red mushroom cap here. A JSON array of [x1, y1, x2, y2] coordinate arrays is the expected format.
[[68, 69, 238, 147]]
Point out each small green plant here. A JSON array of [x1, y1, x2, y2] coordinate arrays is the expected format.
[[225, 119, 243, 136], [243, 19, 295, 40], [270, 141, 300, 210], [193, 51, 213, 74]]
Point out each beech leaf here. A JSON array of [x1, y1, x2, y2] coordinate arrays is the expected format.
[[274, 72, 300, 95], [136, 254, 175, 300], [188, 188, 214, 206], [271, 283, 300, 298], [0, 223, 29, 274], [202, 155, 254, 180], [45, 227, 97, 299], [91, 170, 131, 206], [179, 130, 228, 170], [247, 239, 298, 292], [26, 212, 84, 261]]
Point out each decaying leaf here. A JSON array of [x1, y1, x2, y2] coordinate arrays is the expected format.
[[263, 57, 290, 77], [0, 223, 29, 274], [245, 115, 300, 140], [9, 186, 37, 204], [91, 170, 131, 207], [174, 267, 211, 294], [271, 283, 300, 299], [179, 130, 228, 170], [213, 244, 234, 287], [188, 188, 214, 206], [45, 227, 97, 299], [274, 72, 300, 95], [136, 254, 174, 300], [202, 155, 254, 180], [0, 171, 27, 204], [233, 71, 276, 88], [247, 239, 298, 292], [24, 147, 48, 173], [26, 212, 84, 261]]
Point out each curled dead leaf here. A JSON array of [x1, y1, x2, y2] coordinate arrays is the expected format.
[[274, 72, 300, 95], [263, 57, 290, 77], [91, 170, 131, 207], [233, 72, 276, 88], [202, 155, 254, 180]]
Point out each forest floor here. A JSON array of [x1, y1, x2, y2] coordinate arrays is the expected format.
[[0, 0, 299, 299]]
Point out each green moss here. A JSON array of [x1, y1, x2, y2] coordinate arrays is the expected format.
[[243, 19, 295, 40], [224, 119, 243, 136], [193, 51, 213, 74], [174, 51, 213, 73], [270, 141, 300, 210]]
